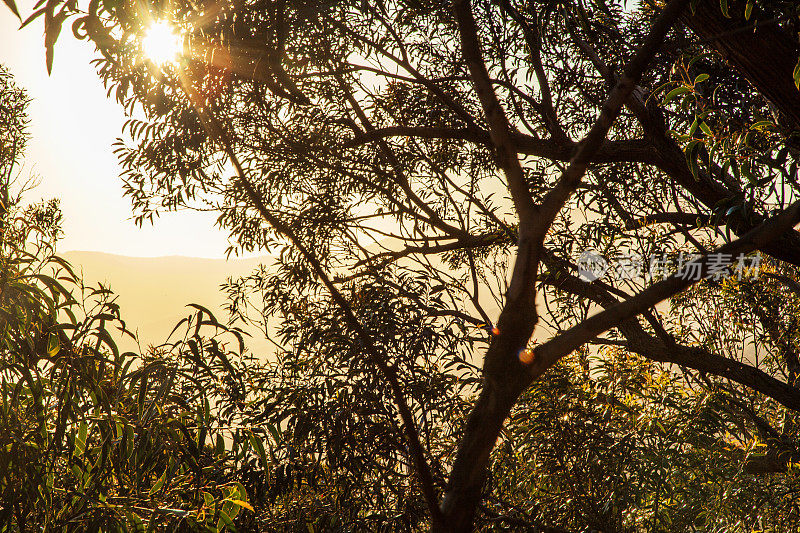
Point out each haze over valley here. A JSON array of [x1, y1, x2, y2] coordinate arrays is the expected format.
[[63, 251, 272, 355]]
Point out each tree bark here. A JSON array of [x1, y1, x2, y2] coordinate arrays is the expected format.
[[438, 1, 692, 530]]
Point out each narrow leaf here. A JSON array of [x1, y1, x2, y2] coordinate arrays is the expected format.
[[744, 0, 754, 19], [664, 86, 691, 104], [793, 57, 800, 90], [3, 0, 20, 19], [149, 470, 167, 495], [227, 499, 254, 512]]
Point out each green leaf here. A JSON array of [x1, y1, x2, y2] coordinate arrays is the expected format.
[[693, 73, 709, 84], [684, 140, 702, 180], [744, 0, 754, 20], [216, 507, 235, 532], [688, 117, 699, 138], [223, 498, 240, 521], [267, 423, 280, 443], [149, 470, 167, 495], [720, 0, 730, 17], [124, 425, 134, 457], [47, 333, 60, 357], [750, 120, 773, 131], [741, 160, 755, 184], [794, 56, 800, 90], [74, 421, 87, 455], [664, 86, 691, 105], [687, 52, 711, 70], [248, 431, 268, 465], [235, 483, 247, 503], [203, 491, 214, 507], [227, 499, 253, 512]]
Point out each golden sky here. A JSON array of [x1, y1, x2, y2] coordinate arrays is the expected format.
[[0, 11, 234, 258]]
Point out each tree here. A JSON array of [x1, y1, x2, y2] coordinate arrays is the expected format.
[[6, 0, 800, 530], [0, 64, 31, 221], [0, 65, 266, 531]]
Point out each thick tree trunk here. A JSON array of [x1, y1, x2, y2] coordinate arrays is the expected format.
[[437, 201, 800, 530], [437, 2, 800, 530], [438, 1, 692, 530]]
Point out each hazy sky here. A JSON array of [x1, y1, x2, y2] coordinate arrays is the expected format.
[[1, 11, 233, 258]]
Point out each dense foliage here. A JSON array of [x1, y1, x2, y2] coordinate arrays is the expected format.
[[0, 66, 267, 531], [3, 0, 800, 530]]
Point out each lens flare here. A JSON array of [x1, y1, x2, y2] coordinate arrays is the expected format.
[[142, 21, 182, 66], [518, 349, 535, 365]]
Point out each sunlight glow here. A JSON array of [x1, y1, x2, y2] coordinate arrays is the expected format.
[[142, 21, 182, 66]]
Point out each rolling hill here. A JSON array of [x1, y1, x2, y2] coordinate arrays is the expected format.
[[62, 251, 273, 356]]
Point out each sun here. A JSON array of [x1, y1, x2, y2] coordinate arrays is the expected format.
[[142, 21, 182, 66]]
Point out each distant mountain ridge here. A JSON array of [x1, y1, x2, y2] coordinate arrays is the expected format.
[[62, 251, 273, 355]]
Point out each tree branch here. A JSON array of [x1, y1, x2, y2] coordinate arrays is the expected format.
[[177, 79, 445, 527], [453, 0, 536, 225], [439, 1, 691, 530], [531, 200, 800, 379]]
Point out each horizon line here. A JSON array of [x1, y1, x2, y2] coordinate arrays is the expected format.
[[61, 249, 273, 261]]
